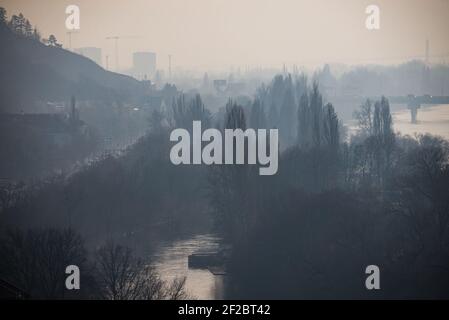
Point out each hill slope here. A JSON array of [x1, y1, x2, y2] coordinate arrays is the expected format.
[[0, 23, 144, 112]]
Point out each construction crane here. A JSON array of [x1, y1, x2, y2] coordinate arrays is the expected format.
[[66, 30, 79, 51], [168, 54, 172, 80], [105, 35, 141, 71]]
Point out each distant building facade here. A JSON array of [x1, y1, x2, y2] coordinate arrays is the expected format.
[[75, 47, 102, 67], [133, 52, 156, 80]]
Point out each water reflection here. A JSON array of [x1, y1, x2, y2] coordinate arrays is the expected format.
[[151, 234, 223, 300]]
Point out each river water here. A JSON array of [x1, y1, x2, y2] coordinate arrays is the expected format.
[[349, 104, 449, 140], [151, 233, 225, 300], [391, 104, 449, 139]]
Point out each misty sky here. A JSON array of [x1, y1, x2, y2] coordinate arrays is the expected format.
[[1, 0, 449, 72]]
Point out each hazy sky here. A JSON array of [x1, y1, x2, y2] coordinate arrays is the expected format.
[[1, 0, 449, 72]]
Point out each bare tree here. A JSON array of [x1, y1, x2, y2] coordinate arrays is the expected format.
[[95, 242, 188, 300], [353, 99, 373, 137], [165, 276, 188, 300], [0, 228, 88, 298]]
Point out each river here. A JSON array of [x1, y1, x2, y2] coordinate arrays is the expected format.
[[150, 233, 225, 300], [348, 104, 449, 140], [391, 104, 449, 139]]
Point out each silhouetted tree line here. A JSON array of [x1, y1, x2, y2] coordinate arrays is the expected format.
[[0, 95, 213, 299], [138, 74, 449, 298], [0, 227, 188, 299], [337, 60, 449, 97], [0, 97, 213, 246], [218, 75, 449, 299], [0, 97, 99, 180], [1, 75, 449, 299], [0, 7, 60, 46]]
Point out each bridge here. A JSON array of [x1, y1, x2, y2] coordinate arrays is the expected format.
[[387, 95, 449, 124]]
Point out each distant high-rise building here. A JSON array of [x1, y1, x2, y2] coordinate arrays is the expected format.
[[75, 47, 102, 67], [133, 52, 156, 80]]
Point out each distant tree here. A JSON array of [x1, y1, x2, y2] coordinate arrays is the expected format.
[[172, 94, 210, 131], [270, 75, 286, 108], [297, 90, 310, 148], [165, 277, 188, 300], [249, 98, 266, 129], [297, 81, 330, 149], [322, 103, 339, 151], [353, 99, 374, 137], [255, 83, 270, 112], [268, 102, 278, 129], [371, 97, 395, 186], [8, 13, 28, 35], [69, 95, 80, 126], [46, 34, 61, 47], [395, 134, 449, 258], [225, 99, 246, 130], [48, 34, 57, 45], [0, 7, 7, 25], [350, 96, 395, 189], [294, 73, 308, 104], [149, 109, 165, 133], [3, 10, 41, 41], [7, 13, 34, 37], [207, 100, 252, 239], [0, 228, 89, 298], [189, 94, 210, 127], [15, 13, 26, 35], [310, 82, 323, 148], [8, 14, 19, 33], [24, 19, 32, 37], [32, 27, 41, 42], [279, 85, 296, 146], [95, 242, 187, 300], [161, 83, 178, 107]]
